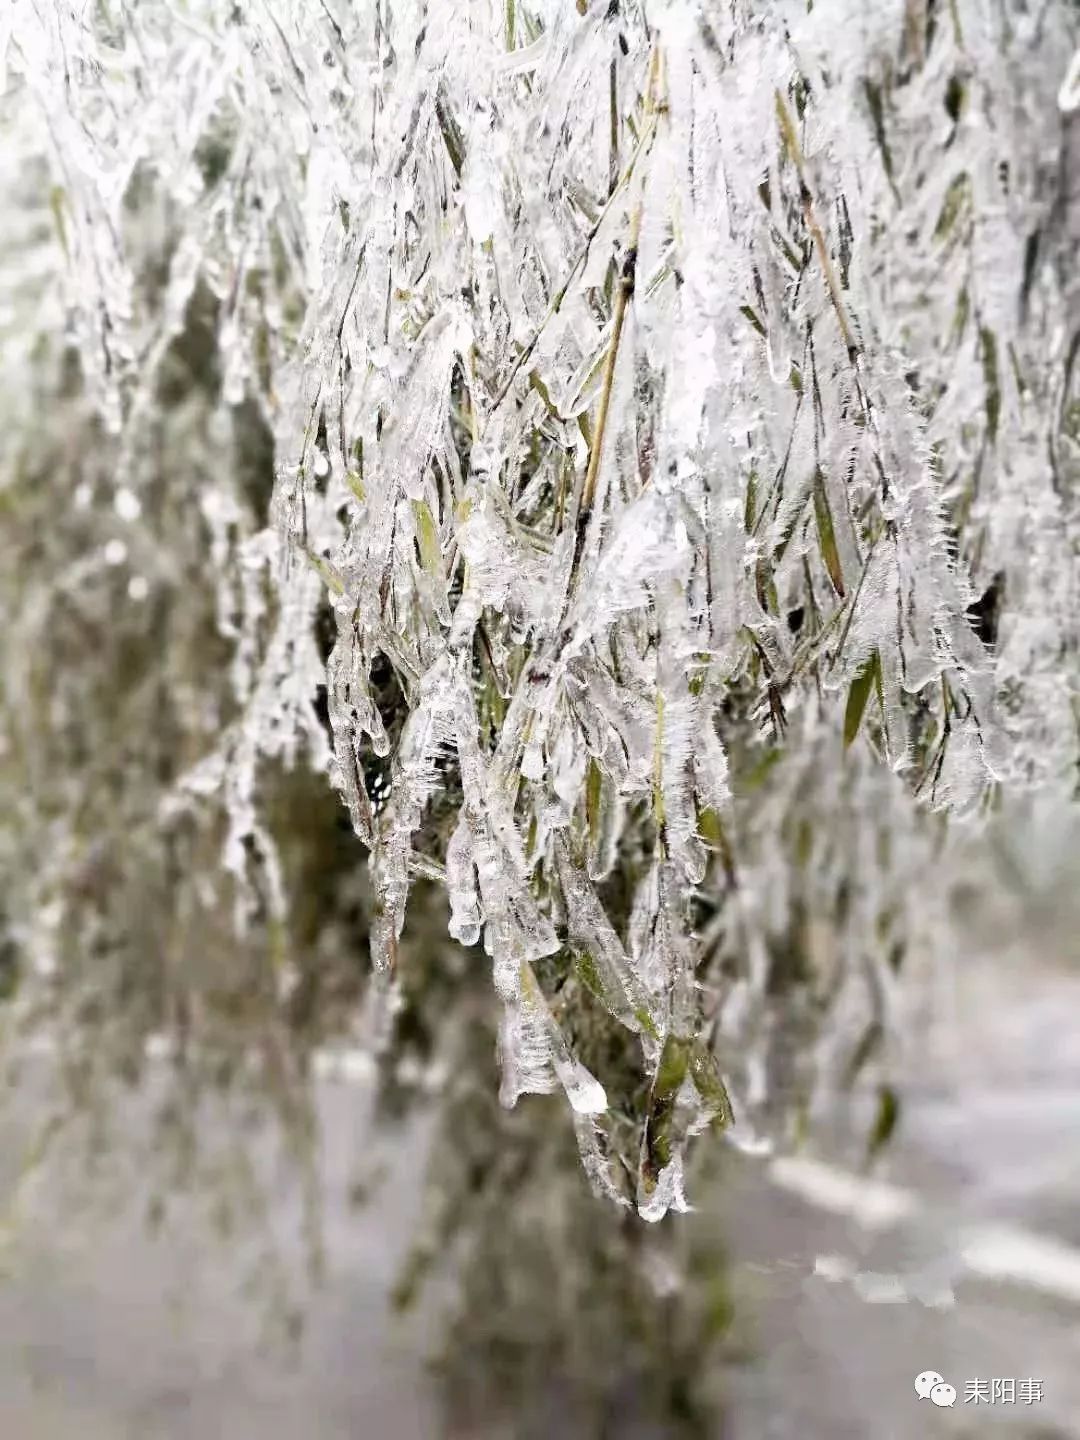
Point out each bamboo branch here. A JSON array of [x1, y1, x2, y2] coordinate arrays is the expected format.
[[582, 45, 664, 515], [775, 91, 856, 358]]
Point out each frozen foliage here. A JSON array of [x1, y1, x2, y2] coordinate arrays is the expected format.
[[3, 0, 1078, 1218]]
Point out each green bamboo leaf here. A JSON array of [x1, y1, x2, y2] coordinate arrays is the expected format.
[[528, 368, 562, 419], [411, 498, 443, 579], [980, 326, 1000, 442], [843, 1019, 883, 1086], [634, 1007, 660, 1042], [773, 486, 811, 565], [933, 172, 970, 243], [744, 470, 758, 532], [755, 552, 774, 614], [949, 285, 970, 349], [573, 948, 604, 1002], [697, 807, 733, 877], [654, 1034, 690, 1097], [641, 1035, 691, 1190], [567, 343, 610, 417], [391, 1247, 434, 1313], [868, 1084, 900, 1159], [813, 467, 845, 597], [872, 648, 885, 713], [844, 650, 878, 747], [49, 186, 69, 260], [305, 548, 344, 596], [572, 948, 659, 1040], [688, 1042, 733, 1128], [435, 86, 465, 177], [862, 80, 896, 194], [585, 755, 602, 848]]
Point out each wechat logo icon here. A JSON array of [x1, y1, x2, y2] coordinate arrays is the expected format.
[[915, 1371, 957, 1407]]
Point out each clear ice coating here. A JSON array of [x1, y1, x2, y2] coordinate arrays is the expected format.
[[7, 0, 1076, 1216]]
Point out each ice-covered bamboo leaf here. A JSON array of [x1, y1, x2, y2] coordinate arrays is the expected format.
[[555, 837, 659, 1042], [13, 0, 1077, 1222]]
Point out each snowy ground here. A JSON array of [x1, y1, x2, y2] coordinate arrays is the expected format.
[[712, 926, 1080, 1440]]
